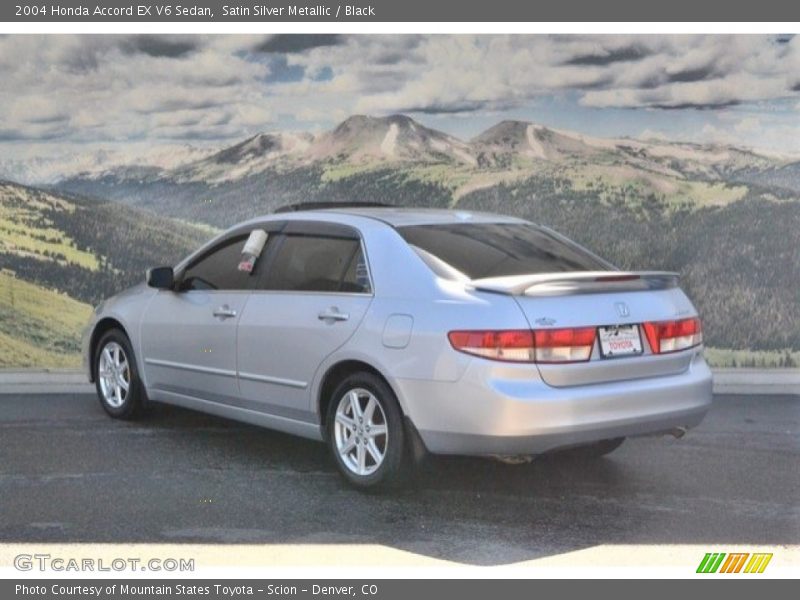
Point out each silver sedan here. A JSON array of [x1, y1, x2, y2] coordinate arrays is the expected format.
[[83, 205, 712, 489]]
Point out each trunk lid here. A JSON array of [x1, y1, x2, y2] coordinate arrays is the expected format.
[[470, 271, 699, 387]]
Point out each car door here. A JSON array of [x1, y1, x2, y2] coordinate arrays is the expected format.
[[140, 234, 260, 404], [236, 221, 373, 421]]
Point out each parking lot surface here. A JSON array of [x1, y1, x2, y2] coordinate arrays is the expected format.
[[0, 392, 797, 567]]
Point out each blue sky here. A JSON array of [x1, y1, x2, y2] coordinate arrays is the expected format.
[[1, 34, 799, 179]]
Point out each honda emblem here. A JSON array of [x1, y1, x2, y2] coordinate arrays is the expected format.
[[615, 302, 630, 318]]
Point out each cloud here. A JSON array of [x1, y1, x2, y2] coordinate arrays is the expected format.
[[666, 65, 718, 83], [327, 35, 800, 117], [390, 100, 496, 115], [254, 34, 344, 54], [639, 129, 671, 141], [0, 35, 275, 144], [734, 116, 762, 134], [651, 100, 740, 110], [563, 44, 651, 66], [0, 34, 799, 156], [120, 35, 199, 58]]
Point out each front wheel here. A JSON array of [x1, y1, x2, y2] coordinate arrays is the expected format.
[[326, 373, 407, 490], [94, 329, 145, 420]]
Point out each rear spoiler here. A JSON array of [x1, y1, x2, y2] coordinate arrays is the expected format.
[[469, 271, 679, 296]]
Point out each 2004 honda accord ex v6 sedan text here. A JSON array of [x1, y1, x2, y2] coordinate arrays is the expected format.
[[83, 204, 712, 489]]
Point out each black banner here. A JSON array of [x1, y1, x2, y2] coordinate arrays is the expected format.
[[2, 0, 800, 22]]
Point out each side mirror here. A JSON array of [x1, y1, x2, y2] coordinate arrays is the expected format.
[[146, 266, 174, 290]]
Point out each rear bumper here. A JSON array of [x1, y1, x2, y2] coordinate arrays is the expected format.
[[395, 351, 713, 455]]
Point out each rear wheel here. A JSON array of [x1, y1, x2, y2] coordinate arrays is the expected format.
[[94, 329, 145, 420], [556, 437, 625, 459], [326, 372, 406, 490]]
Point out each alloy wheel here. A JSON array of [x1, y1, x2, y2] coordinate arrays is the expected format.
[[334, 388, 388, 476], [97, 341, 130, 408]]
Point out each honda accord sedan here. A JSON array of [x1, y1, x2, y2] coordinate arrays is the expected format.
[[83, 204, 712, 489]]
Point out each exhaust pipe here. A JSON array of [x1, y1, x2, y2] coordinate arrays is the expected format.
[[490, 454, 535, 465], [670, 426, 688, 439]]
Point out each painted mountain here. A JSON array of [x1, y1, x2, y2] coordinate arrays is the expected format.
[[53, 114, 799, 221], [2, 114, 799, 367]]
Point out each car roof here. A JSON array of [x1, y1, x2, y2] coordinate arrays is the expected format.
[[288, 207, 527, 228], [181, 207, 534, 272]]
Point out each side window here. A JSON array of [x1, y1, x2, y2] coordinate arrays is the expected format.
[[263, 235, 371, 293], [341, 245, 372, 293], [180, 237, 253, 291]]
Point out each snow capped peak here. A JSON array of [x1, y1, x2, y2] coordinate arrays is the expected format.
[[206, 131, 313, 165], [309, 114, 476, 165], [380, 123, 400, 157], [174, 131, 314, 183], [472, 120, 604, 162]]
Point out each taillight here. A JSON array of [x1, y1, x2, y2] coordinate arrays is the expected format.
[[447, 330, 535, 362], [447, 327, 596, 363], [642, 317, 702, 354], [532, 327, 596, 363]]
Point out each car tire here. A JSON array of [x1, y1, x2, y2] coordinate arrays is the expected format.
[[94, 329, 146, 420], [326, 372, 407, 490], [557, 437, 625, 459]]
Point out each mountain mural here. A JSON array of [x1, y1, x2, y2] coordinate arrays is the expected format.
[[0, 180, 210, 366], [2, 114, 799, 367], [53, 114, 800, 225]]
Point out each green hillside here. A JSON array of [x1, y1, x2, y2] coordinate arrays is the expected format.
[[0, 181, 211, 304], [0, 270, 92, 368], [0, 181, 211, 367]]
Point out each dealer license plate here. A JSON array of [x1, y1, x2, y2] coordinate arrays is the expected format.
[[598, 324, 643, 358]]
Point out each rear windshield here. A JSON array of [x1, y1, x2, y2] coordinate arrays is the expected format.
[[398, 223, 611, 280]]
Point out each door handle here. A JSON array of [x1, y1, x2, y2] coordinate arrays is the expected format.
[[213, 305, 237, 319], [318, 308, 350, 322]]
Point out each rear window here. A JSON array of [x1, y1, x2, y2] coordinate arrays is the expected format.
[[398, 223, 610, 280]]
